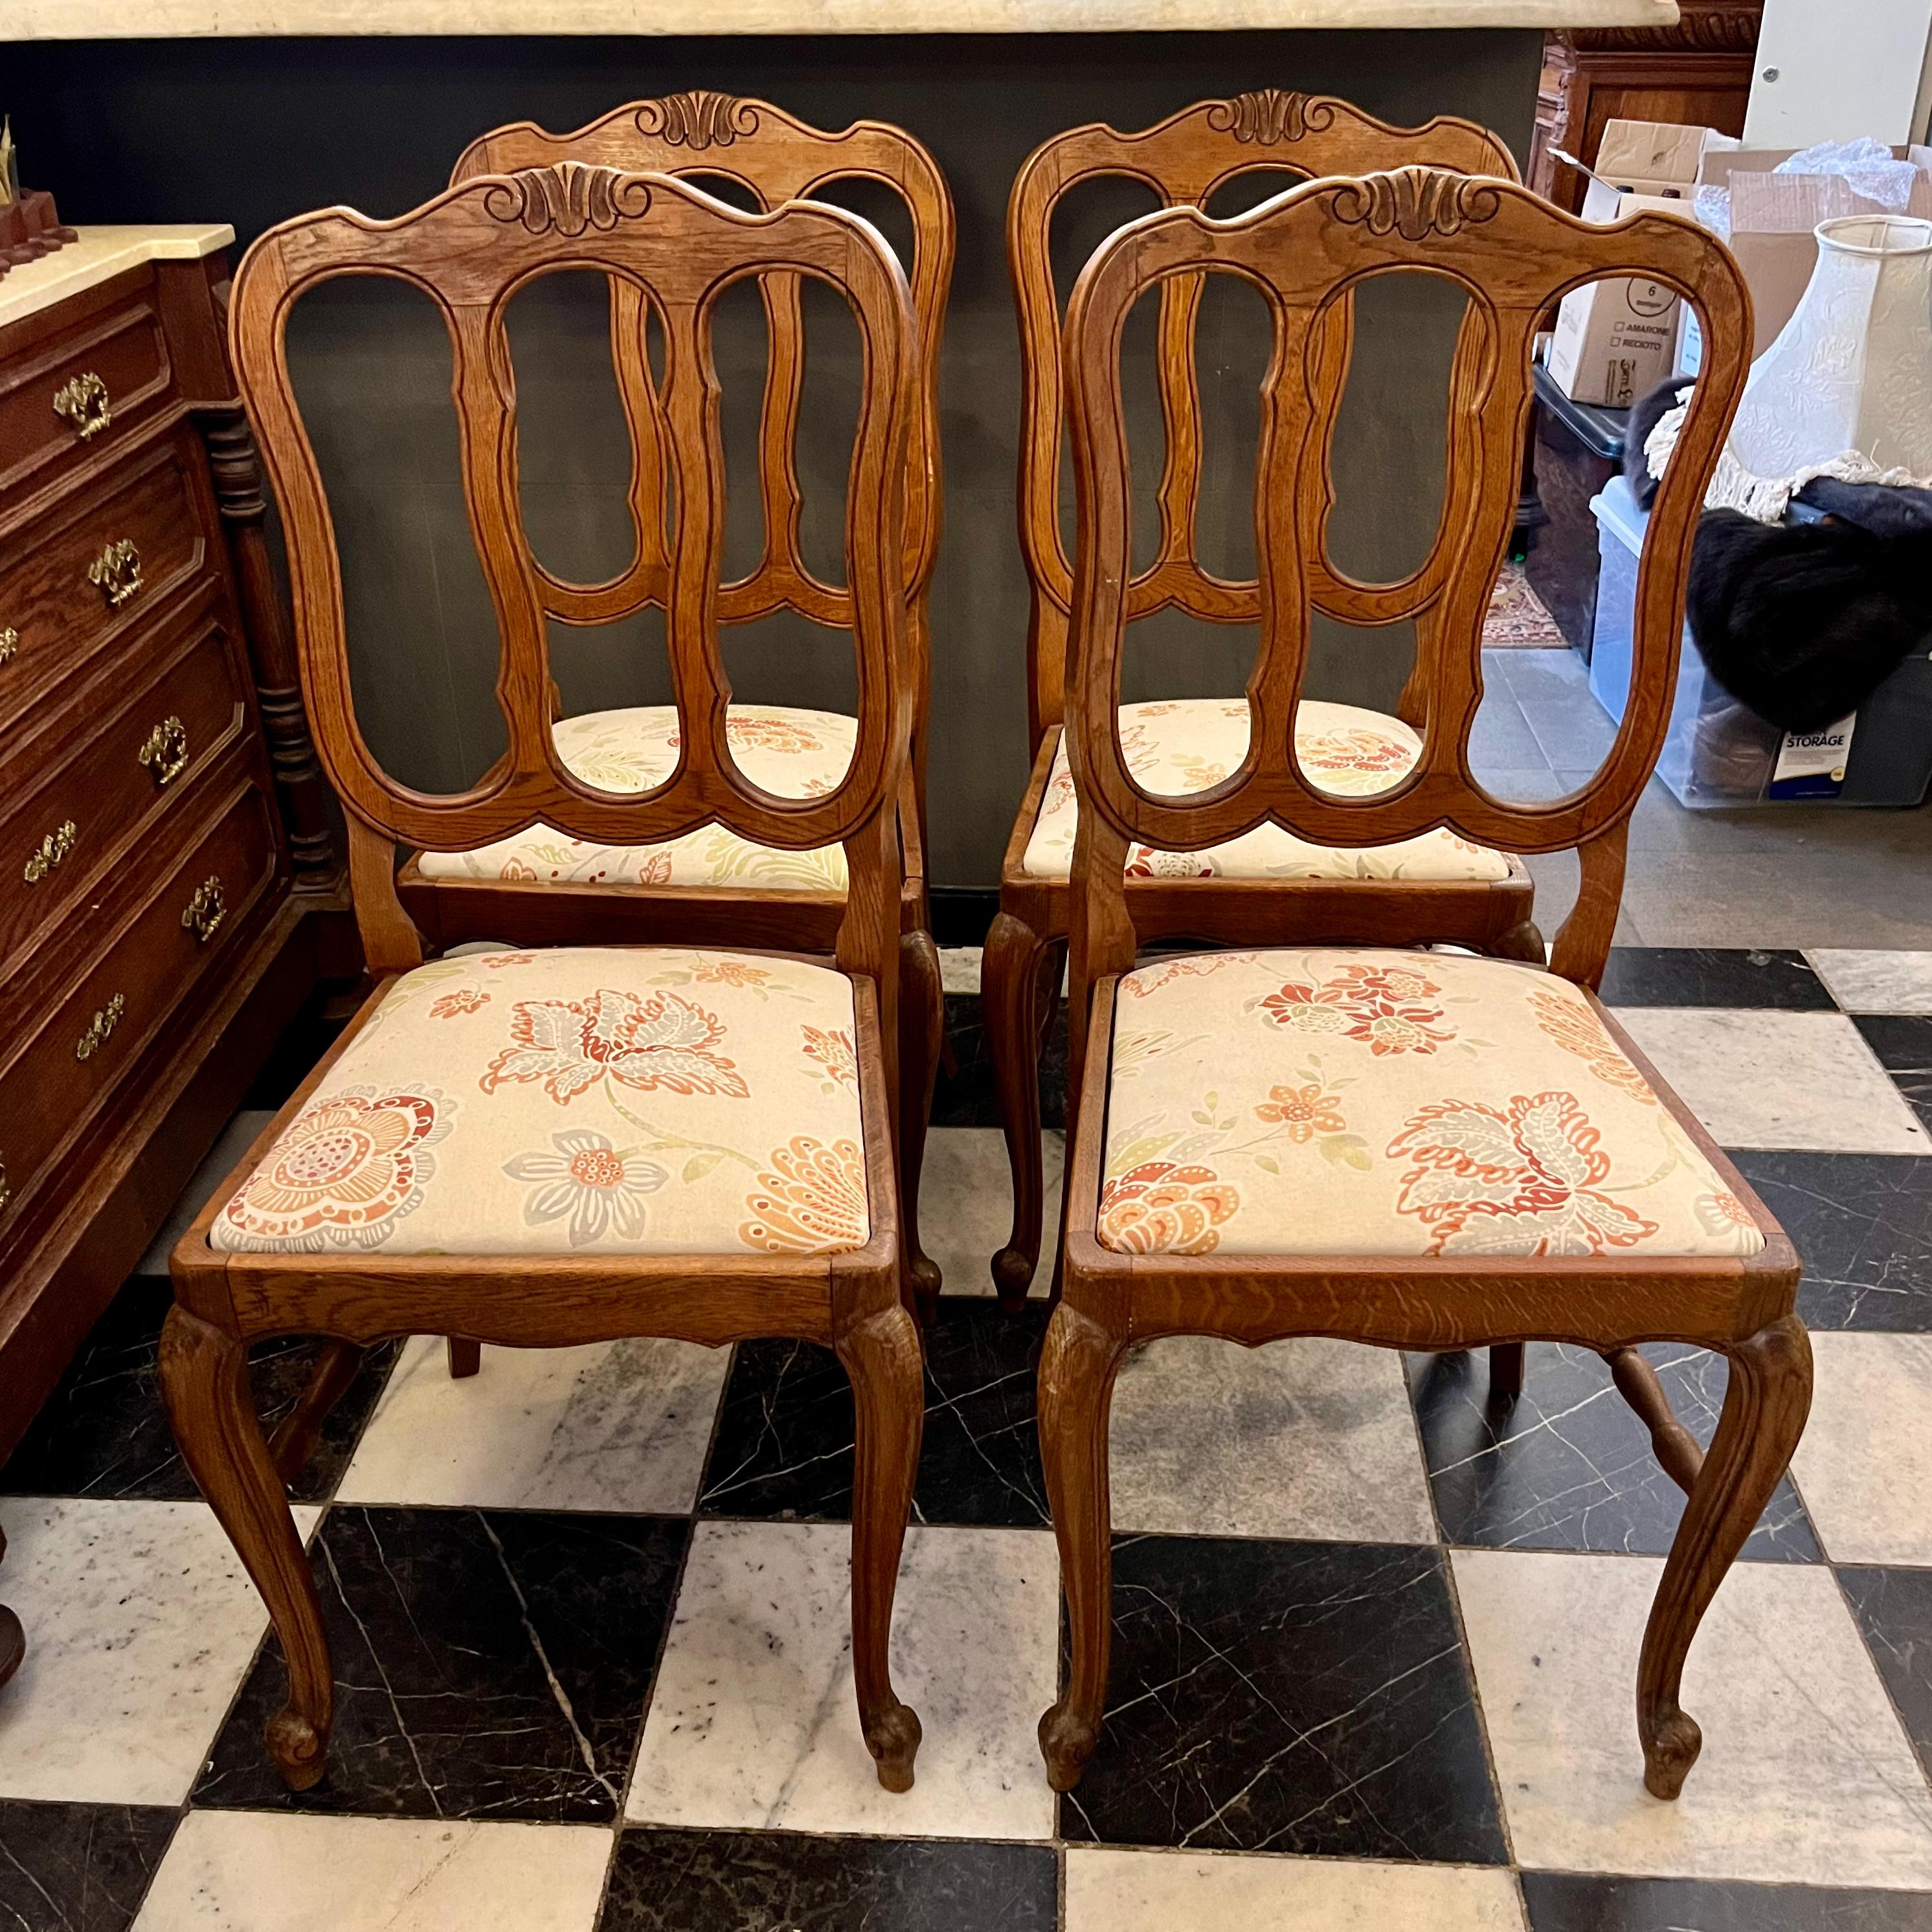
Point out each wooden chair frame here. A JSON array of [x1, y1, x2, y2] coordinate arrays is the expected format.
[[987, 93, 1538, 1309], [164, 165, 929, 1796], [1039, 166, 1808, 1808], [390, 94, 957, 1310]]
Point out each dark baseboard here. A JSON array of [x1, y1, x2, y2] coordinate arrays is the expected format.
[[928, 886, 1000, 947]]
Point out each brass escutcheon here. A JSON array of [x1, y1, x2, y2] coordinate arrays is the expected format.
[[0, 627, 16, 666], [74, 992, 125, 1062], [87, 537, 143, 609], [23, 820, 76, 884], [138, 715, 190, 787], [181, 874, 226, 944], [52, 370, 112, 440]]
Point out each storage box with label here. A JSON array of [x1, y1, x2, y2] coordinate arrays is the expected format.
[[1544, 120, 1740, 407]]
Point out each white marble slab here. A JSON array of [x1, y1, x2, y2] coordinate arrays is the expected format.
[[1808, 949, 1932, 1015], [1063, 1848, 1526, 1931], [335, 1333, 729, 1513], [1789, 1331, 1932, 1567], [1110, 1335, 1437, 1544], [626, 1519, 1058, 1839], [8, 0, 1683, 41], [924, 1126, 1062, 1301], [133, 1810, 611, 1931], [938, 946, 980, 996], [0, 225, 233, 332], [1454, 1547, 1932, 1886], [0, 1497, 319, 1806], [1611, 1007, 1931, 1154]]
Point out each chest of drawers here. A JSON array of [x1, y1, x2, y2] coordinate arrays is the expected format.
[[0, 227, 341, 1455]]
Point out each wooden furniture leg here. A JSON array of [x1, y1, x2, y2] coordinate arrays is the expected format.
[[160, 1306, 334, 1791], [836, 1301, 926, 1792], [0, 1528, 22, 1692], [1037, 1301, 1129, 1792], [447, 1338, 482, 1379], [1494, 919, 1547, 963], [268, 1340, 368, 1483], [899, 928, 945, 1322], [986, 909, 1049, 1309], [1637, 1314, 1812, 1799], [1489, 1342, 1527, 1399], [1606, 1345, 1705, 1494]]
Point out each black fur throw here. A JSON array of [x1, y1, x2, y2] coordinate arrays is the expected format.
[[1624, 377, 1691, 511]]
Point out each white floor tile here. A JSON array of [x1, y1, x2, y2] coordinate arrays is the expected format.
[[1063, 1848, 1525, 1931], [0, 1497, 319, 1806], [133, 1810, 611, 1931], [1110, 1336, 1437, 1544], [336, 1334, 728, 1513], [1807, 950, 1932, 1015], [1454, 1547, 1932, 1886], [922, 1126, 1061, 1300], [939, 946, 981, 995], [1789, 1331, 1932, 1566], [1612, 1008, 1931, 1154], [626, 1520, 1058, 1840], [135, 1111, 278, 1274]]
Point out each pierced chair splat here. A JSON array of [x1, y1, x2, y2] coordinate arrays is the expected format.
[[163, 163, 928, 1798], [989, 92, 1538, 1310], [1039, 164, 1805, 1809]]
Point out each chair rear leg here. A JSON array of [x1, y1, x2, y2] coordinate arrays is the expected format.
[[1606, 1346, 1704, 1494], [1490, 1342, 1526, 1399], [447, 1339, 481, 1378], [1637, 1313, 1811, 1799], [986, 910, 1048, 1309], [1037, 1301, 1128, 1791], [161, 1305, 334, 1792], [899, 927, 945, 1322], [837, 1302, 925, 1793]]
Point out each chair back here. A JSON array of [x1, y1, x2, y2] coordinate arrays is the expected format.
[[229, 165, 917, 977], [1061, 168, 1749, 990], [1009, 92, 1520, 747]]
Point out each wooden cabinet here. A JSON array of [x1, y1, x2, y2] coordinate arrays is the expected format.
[[0, 229, 340, 1457], [1531, 1, 1764, 214]]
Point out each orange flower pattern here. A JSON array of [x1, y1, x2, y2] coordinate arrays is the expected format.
[[1095, 1160, 1241, 1255], [482, 989, 748, 1103], [431, 988, 490, 1020], [802, 1025, 858, 1088], [1529, 985, 1656, 1103], [739, 1136, 870, 1252], [694, 957, 771, 987], [1259, 963, 1456, 1057], [1255, 1082, 1347, 1142]]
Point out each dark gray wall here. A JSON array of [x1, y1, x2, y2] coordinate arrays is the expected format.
[[10, 30, 1542, 883]]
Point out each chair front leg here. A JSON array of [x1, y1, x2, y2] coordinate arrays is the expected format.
[[985, 908, 1049, 1309], [836, 1301, 926, 1793], [898, 927, 945, 1322], [1037, 1300, 1129, 1791], [160, 1305, 335, 1792], [1636, 1312, 1812, 1799]]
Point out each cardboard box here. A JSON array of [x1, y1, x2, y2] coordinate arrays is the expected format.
[[1696, 144, 1932, 353], [1545, 121, 1738, 407]]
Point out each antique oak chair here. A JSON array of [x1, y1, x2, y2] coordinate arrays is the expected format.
[[1038, 167, 1809, 1806], [988, 93, 1541, 1315], [162, 164, 928, 1795], [396, 96, 955, 1312]]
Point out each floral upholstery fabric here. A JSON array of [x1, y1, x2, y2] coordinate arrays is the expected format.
[[210, 949, 871, 1258], [416, 706, 856, 893], [1098, 947, 1765, 1261], [1020, 699, 1514, 884]]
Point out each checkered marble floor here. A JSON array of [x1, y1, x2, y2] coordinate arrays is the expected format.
[[5, 946, 1932, 1929]]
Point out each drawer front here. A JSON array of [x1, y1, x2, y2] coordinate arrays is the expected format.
[[0, 432, 212, 738], [0, 777, 278, 1237], [0, 611, 249, 976], [0, 277, 174, 506]]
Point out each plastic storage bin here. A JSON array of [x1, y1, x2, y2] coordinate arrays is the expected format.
[[1585, 474, 1932, 809]]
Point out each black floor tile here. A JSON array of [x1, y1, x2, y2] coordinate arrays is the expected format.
[[699, 1301, 1049, 1527], [1408, 1342, 1819, 1560], [1522, 1871, 1932, 1930], [194, 1505, 686, 1821], [1060, 1536, 1505, 1863], [932, 992, 1066, 1130], [1853, 1016, 1932, 1132], [1597, 947, 1835, 1009], [1839, 1566, 1932, 1784], [600, 1828, 1057, 1930], [0, 1800, 177, 1932], [0, 1277, 398, 1505], [1731, 1151, 1932, 1331]]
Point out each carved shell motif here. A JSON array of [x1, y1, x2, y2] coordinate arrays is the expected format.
[[482, 164, 653, 237], [1329, 166, 1503, 242], [1205, 90, 1333, 146], [634, 91, 761, 150]]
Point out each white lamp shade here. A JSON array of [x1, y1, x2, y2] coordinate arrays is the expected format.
[[1726, 214, 1932, 482]]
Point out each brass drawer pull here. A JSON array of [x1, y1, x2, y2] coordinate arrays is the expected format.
[[75, 992, 125, 1062], [138, 715, 189, 788], [87, 537, 143, 609], [181, 874, 226, 944], [23, 820, 76, 884], [52, 371, 112, 441], [0, 628, 16, 665]]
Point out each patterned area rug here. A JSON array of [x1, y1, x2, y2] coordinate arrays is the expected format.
[[1484, 560, 1566, 646]]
